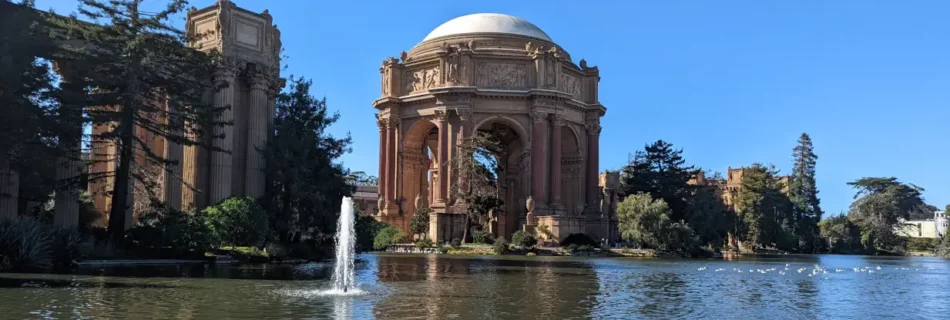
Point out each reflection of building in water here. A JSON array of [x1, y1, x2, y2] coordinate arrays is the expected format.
[[373, 13, 610, 243], [895, 210, 947, 239], [373, 256, 599, 318]]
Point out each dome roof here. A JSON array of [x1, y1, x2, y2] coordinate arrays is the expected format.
[[422, 13, 552, 43]]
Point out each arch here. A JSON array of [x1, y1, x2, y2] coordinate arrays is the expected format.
[[473, 114, 529, 144], [560, 125, 583, 216]]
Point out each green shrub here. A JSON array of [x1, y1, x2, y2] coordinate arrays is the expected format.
[[472, 229, 493, 244], [512, 230, 536, 248], [561, 233, 598, 247], [373, 225, 403, 250], [526, 252, 536, 257], [906, 237, 939, 252], [451, 238, 462, 248], [128, 205, 214, 253], [0, 217, 54, 271], [51, 228, 82, 268], [355, 215, 386, 252], [492, 237, 509, 255], [203, 197, 269, 247], [414, 238, 434, 248], [438, 245, 450, 254]]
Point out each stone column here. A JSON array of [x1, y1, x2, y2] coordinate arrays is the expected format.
[[432, 111, 449, 207], [585, 121, 601, 212], [530, 111, 547, 206], [384, 117, 399, 213], [245, 67, 269, 198], [455, 108, 472, 203], [181, 119, 202, 210], [0, 157, 18, 219], [162, 98, 183, 211], [376, 116, 387, 212], [209, 59, 237, 205], [53, 64, 85, 228], [550, 114, 564, 208]]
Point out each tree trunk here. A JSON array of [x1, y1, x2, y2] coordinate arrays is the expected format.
[[108, 104, 135, 243]]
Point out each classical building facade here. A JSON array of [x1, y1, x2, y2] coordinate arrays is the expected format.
[[690, 168, 791, 211], [86, 0, 283, 226], [373, 13, 610, 242]]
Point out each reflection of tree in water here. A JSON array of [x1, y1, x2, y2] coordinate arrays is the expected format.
[[631, 272, 691, 318], [371, 256, 599, 319]]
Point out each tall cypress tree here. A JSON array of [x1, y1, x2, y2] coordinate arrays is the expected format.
[[54, 0, 220, 241], [735, 163, 794, 250], [789, 133, 822, 252]]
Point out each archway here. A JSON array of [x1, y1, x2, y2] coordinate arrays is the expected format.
[[473, 119, 528, 238], [559, 126, 583, 215]]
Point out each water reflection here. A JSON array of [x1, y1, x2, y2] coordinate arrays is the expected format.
[[1, 254, 948, 319]]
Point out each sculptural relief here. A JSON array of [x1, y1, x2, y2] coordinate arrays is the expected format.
[[404, 67, 440, 93], [559, 73, 582, 98], [475, 62, 526, 89]]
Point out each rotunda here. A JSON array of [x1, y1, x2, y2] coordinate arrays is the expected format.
[[373, 13, 610, 242]]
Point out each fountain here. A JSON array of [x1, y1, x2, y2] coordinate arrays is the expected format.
[[329, 196, 358, 294]]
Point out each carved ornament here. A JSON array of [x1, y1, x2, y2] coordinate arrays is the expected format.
[[551, 114, 566, 126], [432, 110, 449, 122], [475, 62, 526, 89], [531, 111, 547, 124], [456, 108, 473, 121], [404, 66, 440, 93], [531, 97, 562, 109], [558, 73, 582, 98]]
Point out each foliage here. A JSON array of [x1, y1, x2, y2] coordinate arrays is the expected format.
[[414, 238, 434, 249], [203, 197, 269, 247], [788, 133, 823, 252], [847, 177, 925, 253], [685, 185, 735, 249], [409, 206, 431, 239], [492, 237, 510, 255], [373, 225, 404, 251], [450, 238, 462, 249], [449, 131, 505, 243], [0, 217, 83, 271], [511, 230, 536, 248], [472, 229, 494, 244], [263, 77, 353, 242], [355, 214, 385, 252], [905, 237, 939, 252], [818, 215, 864, 254], [734, 164, 796, 250], [127, 202, 213, 253], [346, 171, 377, 185], [560, 233, 598, 247], [620, 140, 699, 222], [0, 217, 53, 271], [938, 228, 950, 258], [617, 193, 671, 249]]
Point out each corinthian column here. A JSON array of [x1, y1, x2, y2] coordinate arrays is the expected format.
[[585, 120, 601, 212], [550, 114, 564, 208], [162, 98, 183, 211], [432, 111, 449, 207], [530, 111, 547, 207], [53, 63, 85, 228], [0, 157, 18, 219], [245, 66, 269, 198], [209, 59, 237, 205], [377, 116, 387, 213]]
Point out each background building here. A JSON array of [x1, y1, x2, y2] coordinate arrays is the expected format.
[[895, 210, 948, 239]]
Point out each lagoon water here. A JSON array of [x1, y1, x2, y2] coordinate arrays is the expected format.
[[1, 254, 948, 319]]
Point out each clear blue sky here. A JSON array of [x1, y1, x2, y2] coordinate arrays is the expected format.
[[39, 0, 949, 216]]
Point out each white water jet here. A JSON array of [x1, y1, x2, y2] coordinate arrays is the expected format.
[[329, 196, 358, 294]]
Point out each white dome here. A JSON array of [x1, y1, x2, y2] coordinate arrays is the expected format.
[[422, 13, 552, 43]]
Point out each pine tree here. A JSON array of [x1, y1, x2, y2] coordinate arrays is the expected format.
[[450, 131, 505, 243], [54, 0, 220, 241], [0, 1, 65, 216], [735, 164, 795, 250], [789, 133, 822, 252], [620, 140, 698, 222], [263, 77, 352, 242]]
